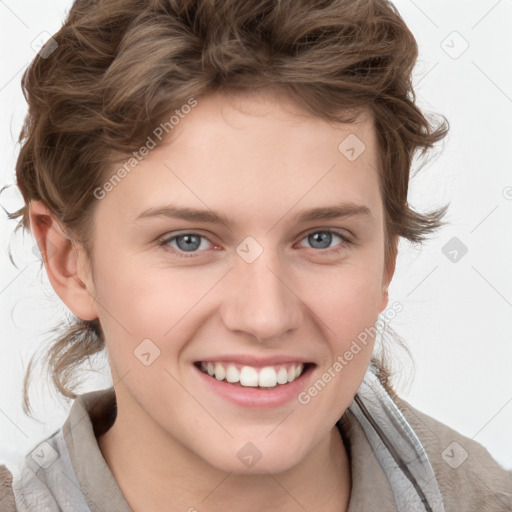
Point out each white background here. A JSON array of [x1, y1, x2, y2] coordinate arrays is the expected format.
[[1, 0, 511, 476]]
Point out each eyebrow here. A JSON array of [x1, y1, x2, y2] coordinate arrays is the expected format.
[[134, 202, 373, 228]]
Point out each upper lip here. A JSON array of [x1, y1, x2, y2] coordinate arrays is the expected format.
[[195, 355, 314, 367]]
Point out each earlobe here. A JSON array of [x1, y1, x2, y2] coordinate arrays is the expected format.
[[28, 200, 98, 321], [380, 287, 389, 312]]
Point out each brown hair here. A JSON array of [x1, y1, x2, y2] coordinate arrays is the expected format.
[[5, 0, 449, 413]]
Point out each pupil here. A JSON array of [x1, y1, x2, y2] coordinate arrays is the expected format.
[[177, 234, 200, 252], [310, 232, 331, 249]]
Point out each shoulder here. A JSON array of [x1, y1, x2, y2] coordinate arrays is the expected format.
[[0, 464, 16, 511], [392, 394, 512, 511]]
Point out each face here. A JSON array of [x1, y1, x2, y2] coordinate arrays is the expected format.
[[76, 89, 394, 474]]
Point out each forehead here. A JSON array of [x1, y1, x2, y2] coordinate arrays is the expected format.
[[167, 89, 376, 158], [99, 90, 382, 227]]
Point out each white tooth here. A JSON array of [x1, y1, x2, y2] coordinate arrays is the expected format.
[[203, 362, 304, 386], [239, 366, 259, 387], [225, 364, 240, 383], [214, 363, 226, 381], [277, 367, 288, 384], [258, 366, 278, 387]]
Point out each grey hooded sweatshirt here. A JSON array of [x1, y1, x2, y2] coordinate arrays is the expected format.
[[1, 363, 511, 511]]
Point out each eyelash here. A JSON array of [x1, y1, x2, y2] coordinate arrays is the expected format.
[[157, 229, 354, 259]]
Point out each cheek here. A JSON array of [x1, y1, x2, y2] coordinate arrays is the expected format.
[[92, 256, 220, 359], [300, 259, 384, 333], [297, 263, 384, 388], [91, 251, 177, 327]]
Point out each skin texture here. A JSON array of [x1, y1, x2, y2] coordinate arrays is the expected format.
[[29, 89, 397, 512]]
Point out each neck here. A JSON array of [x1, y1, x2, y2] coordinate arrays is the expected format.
[[97, 390, 352, 512]]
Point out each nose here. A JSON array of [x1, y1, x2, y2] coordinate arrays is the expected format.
[[220, 250, 303, 343]]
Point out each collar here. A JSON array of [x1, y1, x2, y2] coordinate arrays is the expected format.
[[345, 362, 445, 511]]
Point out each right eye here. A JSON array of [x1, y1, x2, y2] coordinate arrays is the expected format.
[[158, 232, 217, 258]]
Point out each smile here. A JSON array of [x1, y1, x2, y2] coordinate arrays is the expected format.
[[195, 361, 309, 389]]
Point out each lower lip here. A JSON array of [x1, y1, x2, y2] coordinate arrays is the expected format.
[[193, 363, 315, 409]]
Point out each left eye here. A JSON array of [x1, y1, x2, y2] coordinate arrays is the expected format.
[[158, 229, 351, 257], [297, 230, 350, 251]]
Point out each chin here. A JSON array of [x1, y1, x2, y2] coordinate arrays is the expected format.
[[200, 437, 307, 475]]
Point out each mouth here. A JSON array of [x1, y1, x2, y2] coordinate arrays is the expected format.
[[193, 360, 315, 390]]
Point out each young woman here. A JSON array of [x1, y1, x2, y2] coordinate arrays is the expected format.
[[1, 0, 511, 511]]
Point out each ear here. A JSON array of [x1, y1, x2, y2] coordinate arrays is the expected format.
[[379, 236, 398, 313], [28, 200, 98, 321]]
